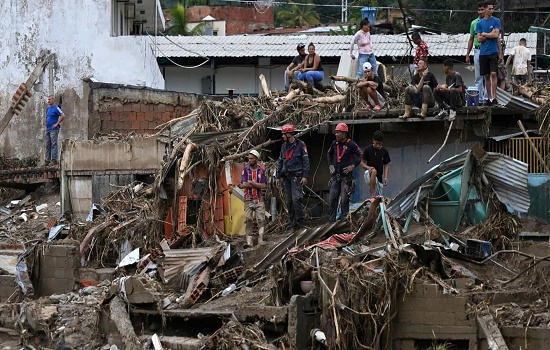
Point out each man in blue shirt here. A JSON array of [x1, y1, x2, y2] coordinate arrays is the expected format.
[[476, 1, 503, 106], [45, 96, 65, 165], [276, 124, 310, 229], [327, 123, 362, 223]]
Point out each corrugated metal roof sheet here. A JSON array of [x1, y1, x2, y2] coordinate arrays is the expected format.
[[155, 32, 537, 58], [496, 87, 540, 115], [480, 152, 530, 213], [386, 149, 531, 219]]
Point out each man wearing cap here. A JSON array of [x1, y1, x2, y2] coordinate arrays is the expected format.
[[327, 123, 362, 223], [285, 43, 308, 91], [399, 58, 438, 119], [239, 150, 267, 246], [357, 62, 385, 111], [277, 124, 310, 229]]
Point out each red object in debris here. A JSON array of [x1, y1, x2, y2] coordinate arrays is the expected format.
[[46, 217, 57, 229], [81, 280, 100, 287], [177, 196, 188, 234]]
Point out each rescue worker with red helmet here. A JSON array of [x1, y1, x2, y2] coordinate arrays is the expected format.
[[326, 123, 362, 223], [276, 124, 310, 229]]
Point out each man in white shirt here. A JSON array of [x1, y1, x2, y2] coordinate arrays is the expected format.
[[506, 38, 531, 85]]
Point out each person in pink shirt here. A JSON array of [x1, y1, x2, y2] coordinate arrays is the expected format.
[[350, 18, 377, 79]]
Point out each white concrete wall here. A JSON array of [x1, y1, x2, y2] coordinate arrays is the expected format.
[[163, 63, 340, 94], [0, 0, 164, 159]]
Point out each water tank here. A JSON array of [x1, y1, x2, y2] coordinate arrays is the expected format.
[[361, 7, 377, 24]]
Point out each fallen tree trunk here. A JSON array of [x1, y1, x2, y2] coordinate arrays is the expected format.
[[110, 296, 142, 350], [312, 94, 346, 103], [259, 74, 272, 97], [330, 75, 359, 83], [177, 142, 197, 190], [291, 79, 322, 94], [79, 218, 116, 255], [284, 88, 301, 101]]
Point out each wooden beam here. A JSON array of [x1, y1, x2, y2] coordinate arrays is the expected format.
[[477, 311, 510, 350]]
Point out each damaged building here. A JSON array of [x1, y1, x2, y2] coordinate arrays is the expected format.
[[2, 1, 550, 350]]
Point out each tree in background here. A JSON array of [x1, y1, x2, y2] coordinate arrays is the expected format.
[[168, 4, 204, 35], [276, 0, 320, 27]]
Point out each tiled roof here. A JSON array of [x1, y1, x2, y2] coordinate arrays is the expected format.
[[155, 32, 537, 59]]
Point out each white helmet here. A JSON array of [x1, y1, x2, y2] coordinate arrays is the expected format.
[[249, 150, 260, 159]]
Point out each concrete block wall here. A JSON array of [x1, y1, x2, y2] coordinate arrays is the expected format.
[[88, 83, 199, 136], [98, 102, 191, 134], [36, 243, 81, 297], [0, 275, 17, 302], [391, 282, 477, 350]]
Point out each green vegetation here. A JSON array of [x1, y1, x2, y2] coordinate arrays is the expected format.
[[276, 0, 320, 27], [168, 4, 204, 36]]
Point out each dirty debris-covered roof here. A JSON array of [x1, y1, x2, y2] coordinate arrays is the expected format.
[[155, 33, 536, 59]]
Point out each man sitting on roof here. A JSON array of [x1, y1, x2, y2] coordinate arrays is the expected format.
[[434, 59, 465, 121], [399, 58, 438, 119], [357, 62, 385, 111], [285, 43, 308, 91]]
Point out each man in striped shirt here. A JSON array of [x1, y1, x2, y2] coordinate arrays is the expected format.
[[239, 150, 267, 246]]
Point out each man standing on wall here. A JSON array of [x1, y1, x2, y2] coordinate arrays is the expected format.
[[284, 43, 307, 91], [466, 2, 487, 104], [360, 131, 390, 197], [327, 123, 362, 223], [45, 95, 65, 166], [476, 1, 503, 106], [239, 150, 267, 247], [277, 124, 310, 229], [506, 38, 532, 85]]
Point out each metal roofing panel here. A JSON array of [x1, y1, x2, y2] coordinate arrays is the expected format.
[[480, 152, 530, 213], [497, 87, 540, 114], [154, 32, 537, 59]]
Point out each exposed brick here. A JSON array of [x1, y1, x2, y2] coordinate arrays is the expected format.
[[131, 121, 141, 130], [161, 112, 171, 122], [149, 121, 159, 129], [131, 103, 141, 111], [115, 121, 126, 129], [145, 112, 155, 121], [123, 104, 132, 112], [140, 121, 149, 129], [101, 113, 111, 121], [158, 104, 166, 112], [111, 112, 120, 121], [137, 112, 145, 121], [127, 112, 137, 121], [140, 104, 149, 112], [115, 103, 124, 112], [165, 105, 174, 112]]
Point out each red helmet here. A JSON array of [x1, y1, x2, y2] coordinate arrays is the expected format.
[[335, 123, 348, 133], [282, 124, 295, 133]]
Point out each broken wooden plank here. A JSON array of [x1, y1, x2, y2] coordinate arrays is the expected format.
[[477, 310, 509, 350]]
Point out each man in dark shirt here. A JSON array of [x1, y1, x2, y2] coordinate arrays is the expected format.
[[327, 123, 363, 223], [284, 43, 307, 91], [276, 124, 310, 229], [357, 62, 385, 110], [360, 131, 390, 197], [399, 58, 438, 119], [434, 59, 466, 121]]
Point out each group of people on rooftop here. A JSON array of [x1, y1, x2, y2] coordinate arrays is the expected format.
[[284, 1, 531, 121]]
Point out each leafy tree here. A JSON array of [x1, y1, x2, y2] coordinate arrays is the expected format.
[[277, 0, 321, 27], [168, 4, 204, 35]]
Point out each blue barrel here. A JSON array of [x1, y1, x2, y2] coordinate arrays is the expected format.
[[466, 86, 479, 106], [361, 7, 377, 24]]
